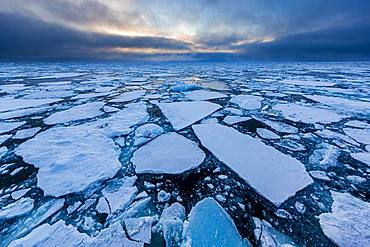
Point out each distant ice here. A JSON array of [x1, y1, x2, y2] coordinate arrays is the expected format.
[[230, 95, 263, 110], [109, 90, 145, 103], [0, 98, 62, 112], [184, 89, 227, 101], [132, 132, 205, 174], [193, 123, 313, 206], [273, 103, 347, 124]]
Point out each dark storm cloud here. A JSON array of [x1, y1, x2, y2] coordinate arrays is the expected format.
[[0, 12, 191, 60], [234, 22, 370, 61]]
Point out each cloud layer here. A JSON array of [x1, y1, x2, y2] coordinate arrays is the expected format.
[[1, 0, 369, 61]]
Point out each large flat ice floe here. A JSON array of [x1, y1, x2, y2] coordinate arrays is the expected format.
[[0, 121, 25, 134], [273, 103, 347, 124], [44, 102, 105, 125], [230, 95, 263, 110], [319, 191, 370, 247], [182, 198, 247, 247], [9, 220, 143, 247], [131, 132, 205, 174], [15, 125, 121, 197], [0, 98, 62, 112], [157, 101, 221, 130], [193, 123, 313, 206], [109, 90, 145, 103]]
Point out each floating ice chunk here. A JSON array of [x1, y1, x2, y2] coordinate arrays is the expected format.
[[125, 217, 154, 243], [11, 188, 31, 200], [9, 220, 87, 247], [277, 139, 306, 151], [315, 129, 359, 147], [44, 102, 104, 125], [157, 190, 171, 202], [223, 116, 251, 125], [230, 95, 262, 110], [350, 152, 370, 166], [134, 123, 164, 146], [319, 191, 370, 247], [31, 72, 86, 79], [102, 176, 137, 213], [109, 90, 145, 103], [102, 105, 119, 113], [309, 171, 330, 181], [183, 198, 246, 247], [13, 127, 41, 139], [0, 146, 8, 158], [273, 104, 347, 124], [256, 128, 280, 139], [96, 197, 110, 214], [16, 125, 121, 197], [170, 82, 201, 92], [0, 121, 26, 134], [0, 106, 50, 120], [253, 217, 298, 247], [0, 197, 34, 220], [193, 123, 313, 206], [157, 101, 221, 130], [153, 202, 186, 246], [184, 89, 227, 101], [304, 94, 370, 114], [347, 175, 366, 184], [343, 128, 370, 145], [344, 120, 370, 129], [294, 201, 306, 214], [95, 102, 148, 137], [253, 117, 298, 134], [132, 132, 205, 174], [67, 201, 82, 214], [0, 98, 62, 112], [0, 134, 11, 145], [309, 143, 339, 169]]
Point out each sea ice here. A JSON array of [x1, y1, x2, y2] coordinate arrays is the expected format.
[[0, 197, 34, 220], [253, 117, 298, 134], [193, 123, 313, 206], [253, 218, 298, 247], [182, 198, 246, 247], [132, 132, 205, 174], [273, 104, 347, 124], [230, 95, 263, 110], [343, 128, 370, 145], [133, 123, 164, 146], [13, 127, 41, 139], [0, 134, 11, 145], [0, 121, 26, 134], [319, 191, 370, 247], [350, 152, 370, 166], [124, 217, 154, 243], [15, 124, 121, 197], [109, 90, 145, 103], [0, 98, 62, 112], [184, 89, 227, 101], [223, 116, 251, 125], [157, 101, 221, 130], [256, 128, 280, 139], [44, 102, 105, 125]]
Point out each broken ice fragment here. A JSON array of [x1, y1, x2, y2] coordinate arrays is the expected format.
[[193, 123, 313, 206], [182, 198, 246, 247], [230, 95, 262, 110], [157, 101, 221, 130], [319, 191, 370, 247], [132, 132, 205, 174]]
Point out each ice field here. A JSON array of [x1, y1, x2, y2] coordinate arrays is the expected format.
[[0, 62, 369, 246]]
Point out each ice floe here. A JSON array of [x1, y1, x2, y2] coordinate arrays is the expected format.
[[157, 101, 221, 130], [0, 98, 62, 112], [132, 132, 205, 174], [230, 95, 263, 110], [13, 127, 41, 139], [319, 191, 370, 247], [184, 89, 227, 101], [182, 198, 247, 247], [0, 121, 26, 134], [193, 123, 313, 206], [15, 124, 121, 197], [0, 197, 34, 220], [44, 102, 105, 125], [109, 90, 145, 103]]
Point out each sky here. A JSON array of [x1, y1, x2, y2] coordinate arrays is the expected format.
[[0, 0, 370, 61]]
